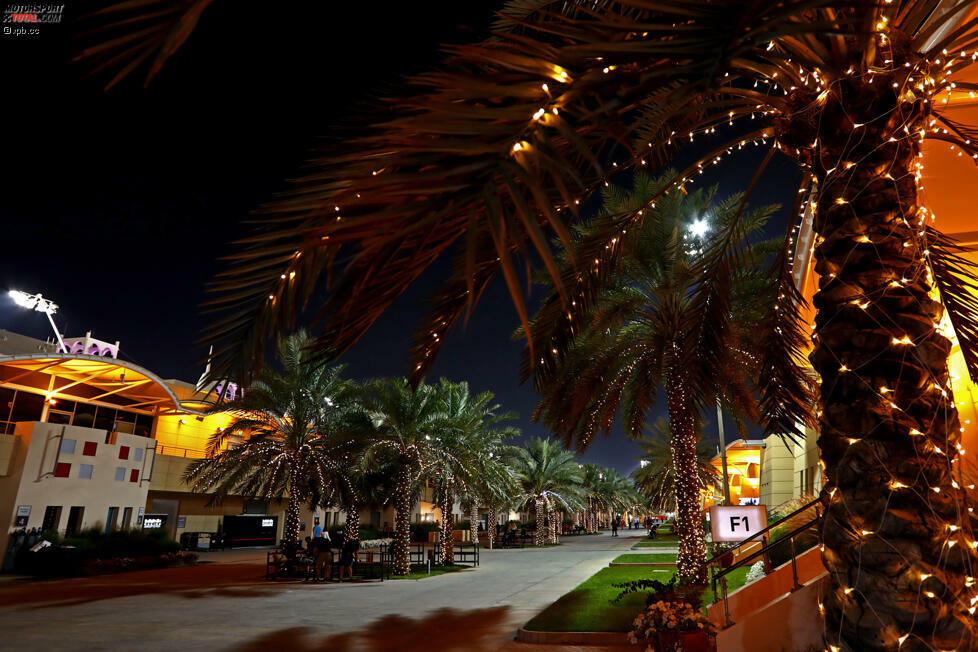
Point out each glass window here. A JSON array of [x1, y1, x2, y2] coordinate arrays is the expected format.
[[0, 387, 15, 422], [132, 447, 143, 462], [129, 469, 139, 483], [114, 467, 126, 482], [60, 439, 76, 455], [73, 403, 96, 428], [79, 464, 94, 480], [54, 462, 70, 478], [47, 411, 73, 425], [119, 446, 130, 460], [47, 399, 76, 417], [94, 407, 115, 432], [115, 411, 136, 424], [10, 391, 44, 424], [83, 441, 97, 456], [134, 414, 154, 437]]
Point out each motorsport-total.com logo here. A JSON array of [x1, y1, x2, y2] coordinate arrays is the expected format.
[[3, 3, 63, 37]]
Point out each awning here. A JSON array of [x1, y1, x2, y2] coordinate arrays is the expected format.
[[0, 353, 211, 416]]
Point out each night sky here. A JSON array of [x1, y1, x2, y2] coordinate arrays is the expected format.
[[1, 1, 800, 475]]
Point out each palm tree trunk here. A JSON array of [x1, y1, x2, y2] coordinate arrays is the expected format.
[[534, 497, 545, 546], [284, 493, 301, 548], [487, 506, 496, 549], [344, 503, 360, 544], [810, 78, 978, 650], [392, 464, 412, 576], [469, 503, 479, 547], [440, 479, 454, 565], [665, 363, 708, 584]]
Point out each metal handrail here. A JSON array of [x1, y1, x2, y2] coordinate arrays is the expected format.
[[707, 497, 823, 628], [703, 496, 822, 568]]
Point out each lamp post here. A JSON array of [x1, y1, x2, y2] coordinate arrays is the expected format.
[[8, 290, 66, 351]]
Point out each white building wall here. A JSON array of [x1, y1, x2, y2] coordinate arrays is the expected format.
[[3, 422, 153, 536]]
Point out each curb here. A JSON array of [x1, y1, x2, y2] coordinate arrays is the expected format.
[[516, 627, 630, 645], [609, 562, 676, 568]]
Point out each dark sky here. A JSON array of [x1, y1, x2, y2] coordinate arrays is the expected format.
[[1, 1, 799, 475]]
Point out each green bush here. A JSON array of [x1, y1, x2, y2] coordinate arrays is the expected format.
[[326, 524, 380, 541], [411, 522, 440, 542], [63, 527, 180, 559]]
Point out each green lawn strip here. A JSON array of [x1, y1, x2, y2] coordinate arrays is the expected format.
[[390, 564, 468, 580], [611, 553, 676, 564], [632, 540, 679, 548], [524, 566, 673, 632], [703, 566, 751, 604]]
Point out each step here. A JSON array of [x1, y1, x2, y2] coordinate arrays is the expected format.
[[716, 573, 827, 652], [707, 545, 824, 625]]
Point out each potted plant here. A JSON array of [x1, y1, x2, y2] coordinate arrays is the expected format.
[[628, 600, 717, 651]]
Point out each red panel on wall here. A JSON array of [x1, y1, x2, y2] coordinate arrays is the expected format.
[[129, 469, 139, 483], [119, 446, 130, 460], [54, 462, 70, 478], [83, 441, 97, 456]]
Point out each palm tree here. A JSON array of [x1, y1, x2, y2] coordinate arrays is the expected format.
[[184, 331, 355, 547], [103, 1, 978, 647], [508, 437, 583, 546], [633, 418, 720, 513], [354, 378, 454, 575], [529, 173, 777, 581]]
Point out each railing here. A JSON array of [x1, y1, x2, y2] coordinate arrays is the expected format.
[[155, 443, 206, 459], [706, 496, 822, 628]]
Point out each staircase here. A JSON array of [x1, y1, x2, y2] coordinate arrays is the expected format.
[[704, 497, 827, 651], [708, 547, 826, 651]]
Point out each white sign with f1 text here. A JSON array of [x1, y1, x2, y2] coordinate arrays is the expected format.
[[709, 505, 767, 543]]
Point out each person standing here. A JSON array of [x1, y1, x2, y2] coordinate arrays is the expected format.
[[338, 531, 358, 581], [313, 522, 323, 539], [313, 530, 332, 581], [611, 518, 618, 537]]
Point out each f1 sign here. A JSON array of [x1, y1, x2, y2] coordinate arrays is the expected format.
[[709, 505, 767, 543]]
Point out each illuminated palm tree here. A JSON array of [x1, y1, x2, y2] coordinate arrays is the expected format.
[[184, 331, 355, 547], [353, 378, 453, 575], [508, 437, 583, 546], [530, 173, 777, 581], [94, 1, 978, 647], [633, 418, 720, 513]]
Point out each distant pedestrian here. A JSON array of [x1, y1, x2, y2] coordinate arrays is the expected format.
[[338, 530, 358, 581], [313, 523, 323, 539], [611, 519, 618, 537]]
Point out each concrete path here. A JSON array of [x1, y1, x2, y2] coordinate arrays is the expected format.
[[0, 532, 649, 651]]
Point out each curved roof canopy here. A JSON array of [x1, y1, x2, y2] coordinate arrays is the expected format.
[[0, 353, 211, 416]]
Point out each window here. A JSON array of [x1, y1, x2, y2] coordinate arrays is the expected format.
[[132, 447, 143, 462], [119, 446, 130, 460], [134, 414, 154, 437], [79, 464, 94, 480], [83, 441, 97, 456], [9, 391, 44, 424], [129, 469, 139, 483], [42, 506, 62, 531], [72, 403, 96, 428], [60, 439, 76, 455], [54, 462, 71, 478], [114, 467, 126, 482], [94, 407, 116, 432]]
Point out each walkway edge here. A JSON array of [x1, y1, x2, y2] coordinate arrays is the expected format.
[[609, 562, 675, 567], [516, 627, 629, 645]]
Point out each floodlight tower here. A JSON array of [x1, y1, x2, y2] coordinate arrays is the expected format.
[[8, 290, 66, 351]]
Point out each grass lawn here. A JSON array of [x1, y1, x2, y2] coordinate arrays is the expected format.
[[524, 566, 674, 632], [611, 553, 676, 564], [703, 566, 751, 603], [632, 540, 679, 548], [390, 564, 468, 580], [523, 563, 754, 633]]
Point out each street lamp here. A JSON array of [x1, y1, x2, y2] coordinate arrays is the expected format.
[[688, 217, 711, 239], [8, 290, 66, 351]]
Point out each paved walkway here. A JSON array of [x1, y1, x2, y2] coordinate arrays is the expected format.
[[0, 532, 650, 651]]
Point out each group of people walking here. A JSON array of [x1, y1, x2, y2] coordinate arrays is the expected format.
[[610, 515, 661, 537]]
